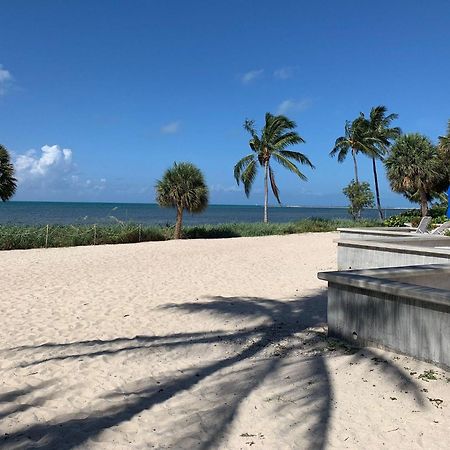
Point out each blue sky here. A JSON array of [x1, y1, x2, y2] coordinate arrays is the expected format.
[[0, 0, 449, 206]]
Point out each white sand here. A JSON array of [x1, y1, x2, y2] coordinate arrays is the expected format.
[[0, 232, 448, 449]]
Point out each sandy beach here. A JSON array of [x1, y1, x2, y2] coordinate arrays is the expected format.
[[0, 232, 448, 449]]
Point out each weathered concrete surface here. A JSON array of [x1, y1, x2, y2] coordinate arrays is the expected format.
[[337, 227, 417, 241], [337, 236, 450, 270], [318, 265, 450, 369]]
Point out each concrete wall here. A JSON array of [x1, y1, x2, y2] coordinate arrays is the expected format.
[[337, 237, 450, 270], [318, 265, 450, 369], [337, 227, 416, 241]]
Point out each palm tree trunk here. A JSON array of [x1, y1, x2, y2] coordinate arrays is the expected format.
[[419, 189, 428, 217], [174, 206, 183, 239], [372, 158, 383, 219], [352, 149, 359, 184], [263, 161, 269, 223]]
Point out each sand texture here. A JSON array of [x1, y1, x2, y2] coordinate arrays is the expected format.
[[0, 232, 448, 449]]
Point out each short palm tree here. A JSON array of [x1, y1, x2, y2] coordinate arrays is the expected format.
[[156, 162, 208, 239], [384, 134, 446, 216], [0, 144, 17, 202], [234, 112, 314, 223], [361, 106, 401, 219], [329, 117, 374, 184]]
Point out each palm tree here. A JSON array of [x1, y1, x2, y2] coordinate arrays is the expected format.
[[156, 162, 208, 239], [329, 117, 375, 184], [438, 120, 450, 155], [234, 113, 314, 223], [0, 144, 17, 202], [384, 134, 446, 216], [361, 106, 401, 219]]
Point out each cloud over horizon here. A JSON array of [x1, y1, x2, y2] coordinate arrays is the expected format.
[[15, 145, 74, 181], [14, 145, 106, 198]]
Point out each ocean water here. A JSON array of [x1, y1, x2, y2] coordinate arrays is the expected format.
[[0, 202, 406, 226]]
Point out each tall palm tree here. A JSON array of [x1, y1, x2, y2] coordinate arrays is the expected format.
[[384, 134, 446, 216], [329, 117, 374, 185], [438, 120, 450, 155], [361, 106, 401, 219], [234, 113, 314, 223], [156, 162, 208, 239], [0, 144, 17, 202]]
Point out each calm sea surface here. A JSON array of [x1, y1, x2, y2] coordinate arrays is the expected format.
[[0, 202, 407, 226]]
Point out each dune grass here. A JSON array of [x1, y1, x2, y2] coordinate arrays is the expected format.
[[0, 218, 381, 250]]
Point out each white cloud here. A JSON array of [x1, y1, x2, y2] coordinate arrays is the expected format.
[[14, 144, 106, 195], [241, 69, 264, 84], [276, 99, 311, 115], [15, 145, 74, 180], [161, 121, 181, 134], [274, 67, 294, 80], [0, 65, 13, 96]]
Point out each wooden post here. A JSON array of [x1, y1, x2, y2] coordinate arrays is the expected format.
[[138, 224, 141, 242], [93, 224, 97, 245], [45, 224, 49, 248]]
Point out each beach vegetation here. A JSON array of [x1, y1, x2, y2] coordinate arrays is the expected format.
[[343, 180, 375, 220], [383, 205, 447, 227], [234, 113, 314, 223], [0, 144, 17, 202], [156, 162, 209, 239], [0, 218, 381, 250], [384, 133, 450, 216]]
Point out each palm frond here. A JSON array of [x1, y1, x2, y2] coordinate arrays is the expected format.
[[241, 159, 257, 197], [278, 150, 315, 169], [269, 165, 281, 204], [273, 131, 305, 149], [234, 153, 255, 183], [272, 152, 308, 181]]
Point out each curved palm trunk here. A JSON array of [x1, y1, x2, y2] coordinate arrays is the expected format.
[[263, 161, 269, 223], [352, 149, 359, 184], [419, 189, 428, 217], [174, 206, 183, 239], [372, 158, 384, 219]]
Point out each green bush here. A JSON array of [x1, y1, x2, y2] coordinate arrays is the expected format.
[[383, 205, 448, 227]]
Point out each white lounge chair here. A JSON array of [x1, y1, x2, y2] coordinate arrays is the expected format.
[[431, 220, 450, 235], [413, 216, 432, 234]]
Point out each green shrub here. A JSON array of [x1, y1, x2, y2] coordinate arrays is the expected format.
[[383, 205, 448, 227]]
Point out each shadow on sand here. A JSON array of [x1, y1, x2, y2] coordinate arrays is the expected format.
[[1, 292, 426, 449]]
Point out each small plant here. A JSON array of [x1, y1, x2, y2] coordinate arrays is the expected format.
[[418, 369, 438, 381], [343, 180, 375, 220]]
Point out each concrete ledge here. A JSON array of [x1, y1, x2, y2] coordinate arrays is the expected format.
[[337, 227, 417, 241], [337, 236, 450, 270], [318, 264, 450, 369]]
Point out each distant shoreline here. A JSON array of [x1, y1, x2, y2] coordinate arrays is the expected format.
[[2, 200, 410, 210]]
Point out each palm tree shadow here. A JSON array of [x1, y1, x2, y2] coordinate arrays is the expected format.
[[0, 293, 427, 450]]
